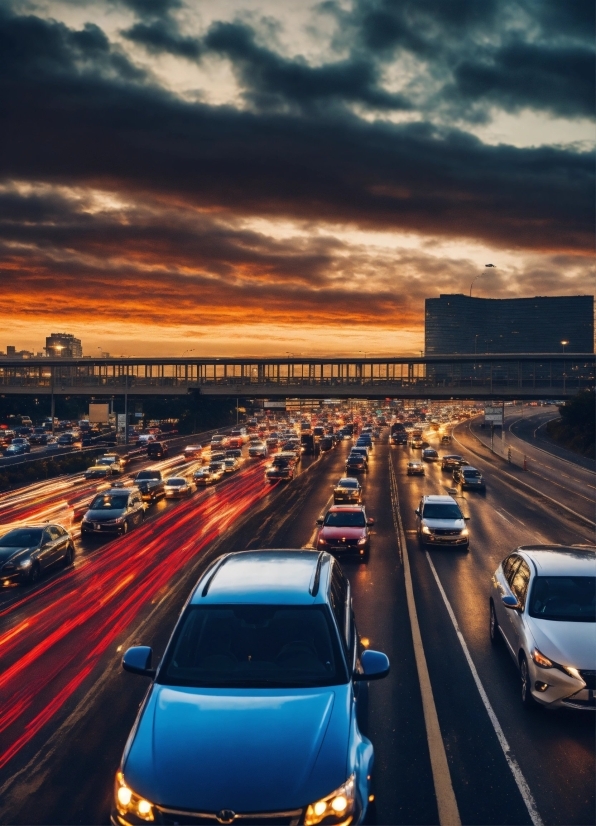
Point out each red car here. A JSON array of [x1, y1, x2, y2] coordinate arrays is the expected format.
[[316, 505, 374, 561]]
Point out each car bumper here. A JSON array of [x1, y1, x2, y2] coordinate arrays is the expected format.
[[527, 658, 596, 710], [422, 534, 468, 547], [81, 522, 123, 535]]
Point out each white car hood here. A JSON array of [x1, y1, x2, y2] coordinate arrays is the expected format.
[[423, 518, 465, 531], [526, 618, 596, 670]]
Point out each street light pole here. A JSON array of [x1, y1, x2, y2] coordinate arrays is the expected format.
[[470, 264, 496, 297], [561, 340, 569, 353]]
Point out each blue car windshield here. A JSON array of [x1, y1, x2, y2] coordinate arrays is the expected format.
[[159, 605, 348, 688], [529, 576, 595, 622]]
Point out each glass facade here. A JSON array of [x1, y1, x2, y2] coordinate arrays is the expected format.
[[425, 295, 594, 355]]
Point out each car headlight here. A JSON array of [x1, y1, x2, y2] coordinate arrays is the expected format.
[[114, 771, 155, 822], [421, 525, 431, 535], [357, 537, 367, 545], [532, 648, 553, 668], [318, 536, 327, 545], [18, 558, 33, 568], [531, 651, 584, 681], [305, 775, 356, 826], [460, 528, 469, 537]]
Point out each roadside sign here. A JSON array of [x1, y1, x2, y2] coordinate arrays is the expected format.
[[484, 405, 504, 425]]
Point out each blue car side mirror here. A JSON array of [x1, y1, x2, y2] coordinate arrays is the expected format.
[[354, 649, 390, 681], [501, 595, 521, 611], [122, 646, 156, 677]]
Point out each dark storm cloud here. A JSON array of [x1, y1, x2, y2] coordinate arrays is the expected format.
[[452, 41, 594, 118], [0, 6, 592, 254], [124, 20, 203, 59], [331, 0, 595, 120], [113, 0, 182, 21]]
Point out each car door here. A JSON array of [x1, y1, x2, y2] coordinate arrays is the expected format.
[[51, 526, 69, 562], [38, 528, 58, 569], [499, 556, 530, 656], [130, 494, 144, 525]]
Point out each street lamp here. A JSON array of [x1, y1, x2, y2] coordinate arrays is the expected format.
[[561, 340, 569, 353], [469, 264, 496, 297]]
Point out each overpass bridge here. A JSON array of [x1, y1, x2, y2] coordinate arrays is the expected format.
[[0, 354, 593, 401]]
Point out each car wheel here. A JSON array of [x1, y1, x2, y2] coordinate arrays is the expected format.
[[489, 600, 499, 644], [520, 654, 535, 709], [64, 544, 75, 567]]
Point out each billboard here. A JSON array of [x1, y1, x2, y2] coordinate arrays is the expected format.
[[89, 403, 110, 423], [484, 405, 504, 425]]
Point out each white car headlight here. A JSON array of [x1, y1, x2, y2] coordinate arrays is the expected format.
[[357, 537, 367, 545], [115, 771, 155, 822], [305, 775, 356, 825], [18, 558, 33, 568], [421, 525, 431, 535], [460, 528, 469, 537]]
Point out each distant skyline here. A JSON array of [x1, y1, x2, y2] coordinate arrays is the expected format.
[[1, 0, 593, 356]]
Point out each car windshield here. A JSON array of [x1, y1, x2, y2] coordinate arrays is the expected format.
[[136, 471, 159, 480], [167, 478, 185, 486], [338, 479, 358, 488], [324, 511, 366, 527], [0, 528, 43, 547], [529, 576, 595, 622], [98, 457, 115, 465], [90, 494, 128, 510], [423, 504, 463, 520], [463, 469, 481, 477], [159, 605, 347, 688]]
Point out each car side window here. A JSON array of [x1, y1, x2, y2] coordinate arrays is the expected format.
[[330, 566, 349, 650], [510, 560, 531, 609], [504, 554, 522, 587], [42, 529, 53, 544]]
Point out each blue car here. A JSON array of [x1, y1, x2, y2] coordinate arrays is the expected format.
[[113, 550, 389, 825]]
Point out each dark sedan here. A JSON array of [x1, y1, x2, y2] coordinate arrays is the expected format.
[[441, 454, 467, 472], [0, 525, 75, 584], [81, 488, 145, 538], [345, 454, 367, 474]]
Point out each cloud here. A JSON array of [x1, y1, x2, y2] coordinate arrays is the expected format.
[[0, 8, 592, 255]]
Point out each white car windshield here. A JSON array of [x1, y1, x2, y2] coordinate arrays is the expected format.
[[423, 504, 463, 520], [529, 576, 595, 622]]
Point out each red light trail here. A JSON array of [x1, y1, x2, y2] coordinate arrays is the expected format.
[[0, 462, 275, 773]]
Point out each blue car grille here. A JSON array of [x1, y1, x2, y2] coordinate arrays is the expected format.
[[156, 807, 302, 825]]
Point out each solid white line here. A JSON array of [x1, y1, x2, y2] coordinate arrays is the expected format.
[[454, 428, 595, 529], [390, 458, 461, 826], [424, 552, 544, 826]]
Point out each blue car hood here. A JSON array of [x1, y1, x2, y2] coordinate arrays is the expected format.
[[124, 685, 352, 813]]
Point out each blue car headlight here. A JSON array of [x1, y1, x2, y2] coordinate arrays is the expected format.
[[115, 771, 155, 822], [305, 775, 356, 825]]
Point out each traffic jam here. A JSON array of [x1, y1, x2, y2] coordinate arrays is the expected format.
[[0, 403, 593, 826]]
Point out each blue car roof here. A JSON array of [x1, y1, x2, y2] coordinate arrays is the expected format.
[[191, 550, 330, 605]]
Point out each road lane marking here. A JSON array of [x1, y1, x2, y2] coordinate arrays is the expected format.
[[454, 428, 596, 529], [389, 457, 460, 826], [424, 552, 543, 826]]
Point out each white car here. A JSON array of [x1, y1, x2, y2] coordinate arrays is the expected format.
[[248, 441, 268, 458], [415, 495, 469, 550], [490, 545, 595, 710], [164, 476, 193, 498]]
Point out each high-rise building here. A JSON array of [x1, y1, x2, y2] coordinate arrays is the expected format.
[[45, 333, 83, 358], [425, 295, 594, 355]]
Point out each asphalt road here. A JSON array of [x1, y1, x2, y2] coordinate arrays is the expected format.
[[0, 430, 593, 825]]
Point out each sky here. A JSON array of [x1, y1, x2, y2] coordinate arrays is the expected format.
[[0, 0, 593, 357]]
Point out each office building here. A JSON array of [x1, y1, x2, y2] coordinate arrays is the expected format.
[[425, 295, 594, 355], [45, 333, 83, 358]]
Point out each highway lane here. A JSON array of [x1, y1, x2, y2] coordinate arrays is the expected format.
[[394, 431, 595, 826], [507, 406, 595, 473], [0, 427, 593, 825], [459, 414, 595, 530]]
